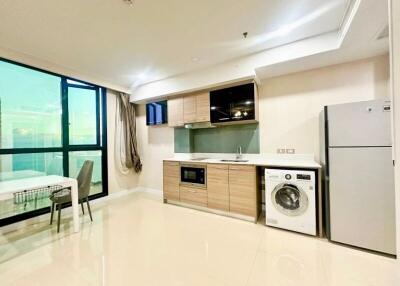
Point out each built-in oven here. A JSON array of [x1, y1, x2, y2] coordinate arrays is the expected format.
[[180, 164, 207, 188]]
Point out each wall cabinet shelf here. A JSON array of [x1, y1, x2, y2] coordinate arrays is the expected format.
[[183, 95, 197, 123], [167, 97, 184, 127], [167, 82, 259, 128], [168, 92, 210, 127]]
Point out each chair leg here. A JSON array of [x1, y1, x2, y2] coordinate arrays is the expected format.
[[80, 200, 85, 214], [57, 204, 62, 233], [86, 197, 93, 222], [50, 202, 55, 225]]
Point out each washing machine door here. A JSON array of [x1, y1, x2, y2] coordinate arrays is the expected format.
[[271, 183, 308, 216]]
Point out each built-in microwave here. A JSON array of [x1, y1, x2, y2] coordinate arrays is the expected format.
[[180, 164, 207, 188]]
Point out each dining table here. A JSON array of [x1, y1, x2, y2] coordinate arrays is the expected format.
[[0, 175, 80, 232]]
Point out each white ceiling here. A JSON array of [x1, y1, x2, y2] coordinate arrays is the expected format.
[[0, 0, 351, 90], [131, 0, 389, 102]]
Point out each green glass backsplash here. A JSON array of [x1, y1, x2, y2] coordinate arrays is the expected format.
[[174, 128, 193, 153], [174, 124, 259, 153]]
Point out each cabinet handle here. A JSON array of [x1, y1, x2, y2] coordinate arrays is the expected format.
[[229, 165, 254, 170]]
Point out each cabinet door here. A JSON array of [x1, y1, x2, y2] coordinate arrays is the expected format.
[[180, 185, 207, 207], [183, 95, 197, 123], [196, 92, 210, 122], [167, 97, 184, 127], [229, 165, 257, 217], [163, 161, 180, 201], [207, 164, 229, 211]]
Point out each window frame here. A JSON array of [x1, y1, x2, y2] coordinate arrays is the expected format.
[[0, 57, 108, 227]]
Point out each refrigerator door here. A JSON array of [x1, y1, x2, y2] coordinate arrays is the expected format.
[[328, 147, 396, 255], [328, 99, 392, 147]]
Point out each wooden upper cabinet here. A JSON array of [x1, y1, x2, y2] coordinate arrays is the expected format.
[[183, 95, 197, 123], [167, 97, 184, 127], [168, 92, 210, 126], [195, 92, 210, 122], [207, 164, 229, 211], [228, 165, 257, 218], [163, 161, 180, 201]]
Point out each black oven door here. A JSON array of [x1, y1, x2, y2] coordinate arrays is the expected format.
[[181, 166, 205, 185]]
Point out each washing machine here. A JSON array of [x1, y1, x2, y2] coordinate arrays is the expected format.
[[265, 168, 316, 236]]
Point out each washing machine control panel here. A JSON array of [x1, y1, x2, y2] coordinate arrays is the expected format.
[[296, 174, 311, 180]]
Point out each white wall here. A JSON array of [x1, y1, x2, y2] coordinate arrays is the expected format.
[[106, 90, 139, 194], [106, 91, 175, 194], [258, 55, 390, 162], [135, 104, 175, 191]]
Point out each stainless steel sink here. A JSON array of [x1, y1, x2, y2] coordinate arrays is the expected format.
[[189, 158, 209, 161], [220, 159, 249, 163]]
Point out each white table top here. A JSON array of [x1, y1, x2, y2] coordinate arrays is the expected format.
[[0, 175, 76, 195]]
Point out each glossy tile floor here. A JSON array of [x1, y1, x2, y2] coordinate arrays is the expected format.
[[0, 192, 399, 286]]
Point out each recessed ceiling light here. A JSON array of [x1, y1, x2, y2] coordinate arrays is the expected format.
[[123, 0, 134, 6], [191, 57, 199, 62]]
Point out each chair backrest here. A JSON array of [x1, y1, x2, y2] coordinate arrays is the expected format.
[[77, 160, 94, 199]]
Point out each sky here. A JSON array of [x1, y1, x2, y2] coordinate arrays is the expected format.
[[0, 60, 96, 148]]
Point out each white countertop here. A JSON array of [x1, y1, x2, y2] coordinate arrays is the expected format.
[[165, 153, 321, 169]]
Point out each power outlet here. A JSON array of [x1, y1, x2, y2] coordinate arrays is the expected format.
[[277, 148, 286, 154], [286, 148, 296, 154]]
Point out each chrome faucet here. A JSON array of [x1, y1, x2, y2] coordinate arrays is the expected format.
[[236, 146, 243, 160]]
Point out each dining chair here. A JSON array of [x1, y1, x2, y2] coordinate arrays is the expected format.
[[49, 160, 94, 232]]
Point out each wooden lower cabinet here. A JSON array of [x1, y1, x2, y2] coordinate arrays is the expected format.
[[163, 161, 180, 201], [180, 185, 207, 207], [207, 164, 229, 211], [163, 161, 258, 221], [228, 165, 257, 217]]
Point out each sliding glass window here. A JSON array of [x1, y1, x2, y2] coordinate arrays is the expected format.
[[0, 59, 108, 226]]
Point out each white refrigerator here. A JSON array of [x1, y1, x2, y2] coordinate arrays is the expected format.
[[321, 98, 396, 255]]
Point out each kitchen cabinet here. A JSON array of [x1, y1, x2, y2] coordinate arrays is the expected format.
[[195, 92, 210, 122], [167, 97, 184, 127], [167, 92, 210, 126], [163, 160, 259, 223], [163, 161, 180, 201], [179, 185, 207, 207], [207, 164, 229, 211], [228, 165, 257, 217], [210, 82, 258, 125], [183, 95, 197, 123]]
